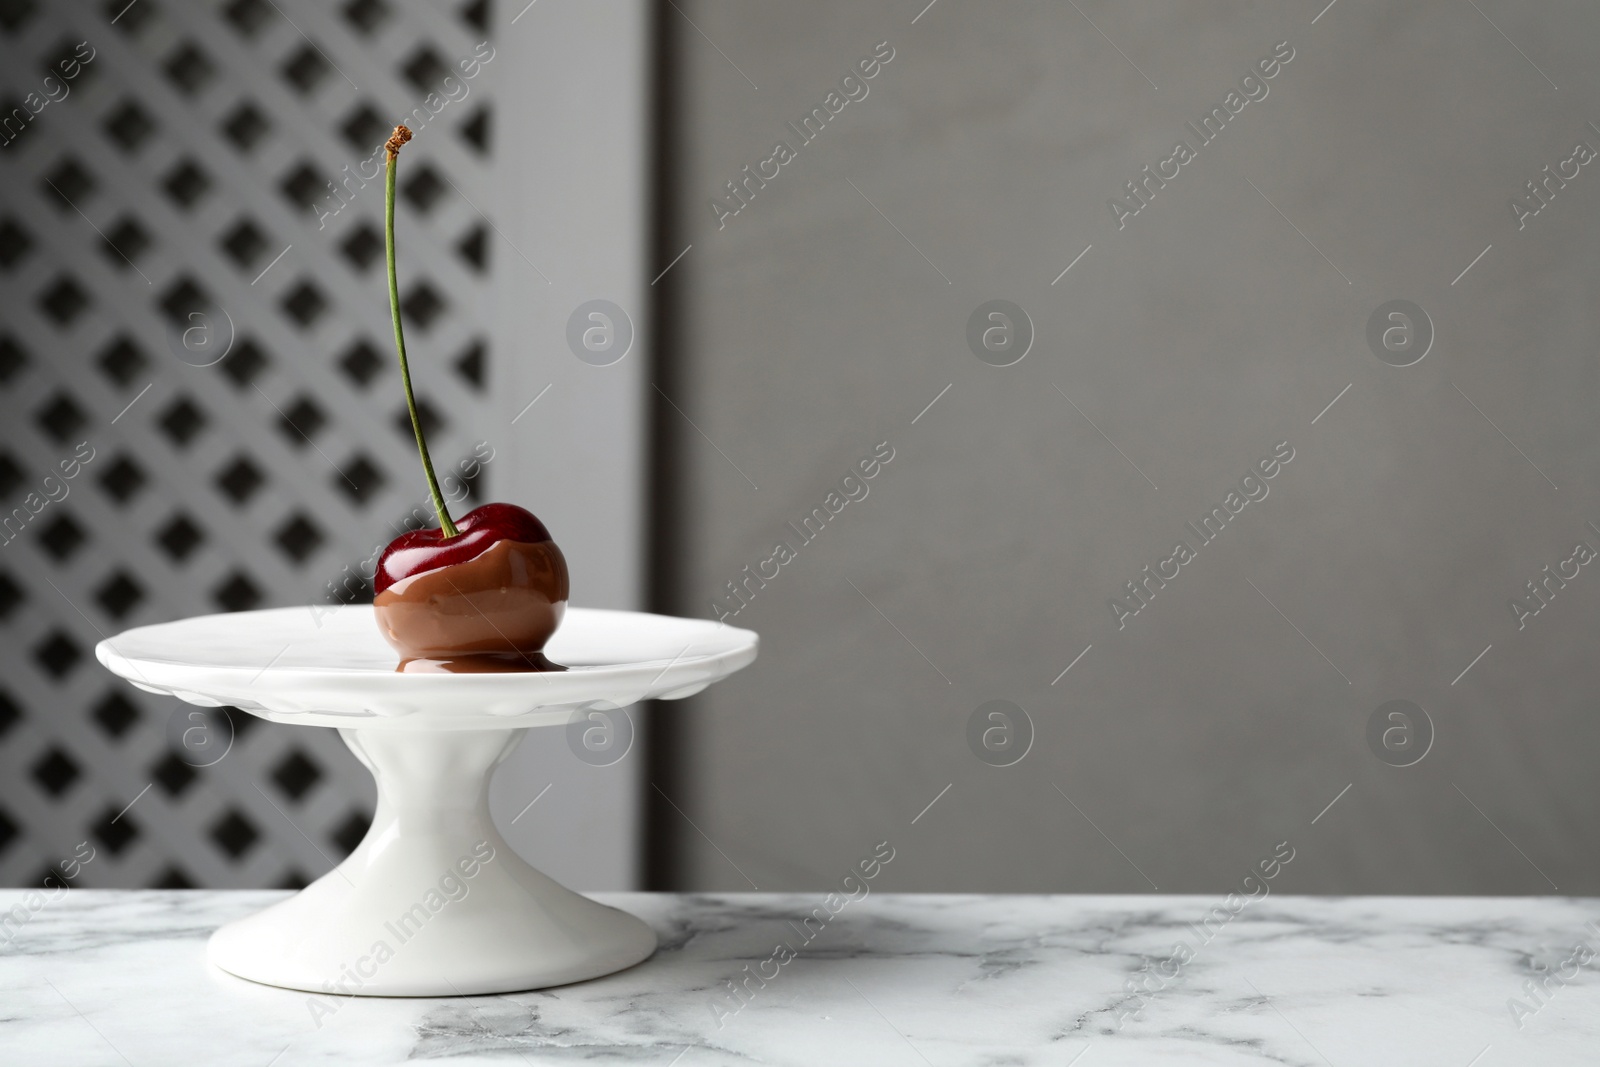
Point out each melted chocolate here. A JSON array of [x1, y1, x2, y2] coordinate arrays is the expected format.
[[373, 538, 569, 672], [395, 652, 566, 674]]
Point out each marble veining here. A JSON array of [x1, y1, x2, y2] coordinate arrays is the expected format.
[[2, 890, 1598, 1065]]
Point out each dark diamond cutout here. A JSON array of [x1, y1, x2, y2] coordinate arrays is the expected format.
[[155, 513, 204, 561], [401, 47, 450, 93], [152, 751, 196, 796], [41, 158, 93, 209], [402, 165, 447, 213], [35, 866, 69, 891], [34, 630, 81, 678], [150, 866, 195, 889], [331, 570, 373, 605], [103, 216, 151, 270], [340, 223, 383, 273], [226, 705, 256, 741], [158, 396, 207, 447], [210, 809, 259, 859], [401, 283, 446, 331], [281, 280, 327, 327], [100, 454, 146, 504], [459, 0, 488, 33], [0, 805, 17, 856], [274, 512, 323, 563], [340, 338, 384, 386], [330, 809, 370, 856], [460, 107, 489, 155], [31, 747, 79, 796], [103, 100, 156, 153], [0, 218, 31, 269], [221, 102, 270, 152], [455, 339, 485, 390], [220, 338, 269, 388], [394, 399, 445, 444], [39, 276, 89, 325], [456, 225, 487, 272], [0, 453, 24, 496], [92, 691, 138, 739], [277, 395, 325, 445], [34, 861, 70, 889], [337, 454, 383, 505], [163, 41, 214, 95], [343, 0, 389, 32], [44, 39, 99, 85], [214, 572, 262, 612], [0, 335, 26, 383], [276, 869, 310, 890], [282, 45, 331, 94], [0, 570, 23, 619], [0, 690, 21, 738], [36, 392, 87, 442], [223, 0, 274, 37], [1, 98, 33, 143], [106, 0, 156, 33], [92, 806, 138, 855], [280, 162, 329, 210], [221, 218, 269, 269], [162, 158, 211, 209], [37, 513, 87, 562], [0, 0, 35, 33], [98, 336, 146, 387], [272, 749, 321, 800], [339, 102, 388, 152], [95, 571, 143, 619], [216, 456, 264, 504], [158, 275, 211, 325]]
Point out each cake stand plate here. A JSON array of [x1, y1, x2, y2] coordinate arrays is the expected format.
[[95, 605, 757, 996]]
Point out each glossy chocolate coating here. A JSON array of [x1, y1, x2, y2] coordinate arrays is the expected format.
[[373, 537, 569, 671], [392, 651, 566, 675]]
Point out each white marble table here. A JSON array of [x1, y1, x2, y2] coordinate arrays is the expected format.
[[1, 890, 1596, 1065]]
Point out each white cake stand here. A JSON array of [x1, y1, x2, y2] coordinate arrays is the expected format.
[[94, 605, 757, 996]]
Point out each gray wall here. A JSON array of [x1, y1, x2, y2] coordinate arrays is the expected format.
[[491, 0, 651, 891], [658, 0, 1600, 893]]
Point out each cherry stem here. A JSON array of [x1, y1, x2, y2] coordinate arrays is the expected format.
[[384, 126, 458, 538]]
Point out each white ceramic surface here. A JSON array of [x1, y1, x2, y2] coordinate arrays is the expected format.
[[4, 891, 1596, 1065], [92, 606, 758, 996], [96, 605, 758, 729]]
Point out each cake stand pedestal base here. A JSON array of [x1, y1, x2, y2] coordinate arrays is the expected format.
[[208, 728, 656, 996]]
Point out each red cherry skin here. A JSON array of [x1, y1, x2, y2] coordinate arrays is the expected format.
[[374, 502, 555, 595]]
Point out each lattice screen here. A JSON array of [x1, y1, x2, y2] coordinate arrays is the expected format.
[[0, 0, 500, 889]]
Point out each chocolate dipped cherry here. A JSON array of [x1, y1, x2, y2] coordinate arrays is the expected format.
[[373, 503, 569, 671], [371, 126, 568, 672]]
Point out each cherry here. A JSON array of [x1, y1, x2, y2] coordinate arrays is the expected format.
[[372, 503, 569, 668], [371, 126, 569, 671]]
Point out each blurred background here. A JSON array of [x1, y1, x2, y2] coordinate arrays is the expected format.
[[2, 0, 1598, 898]]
